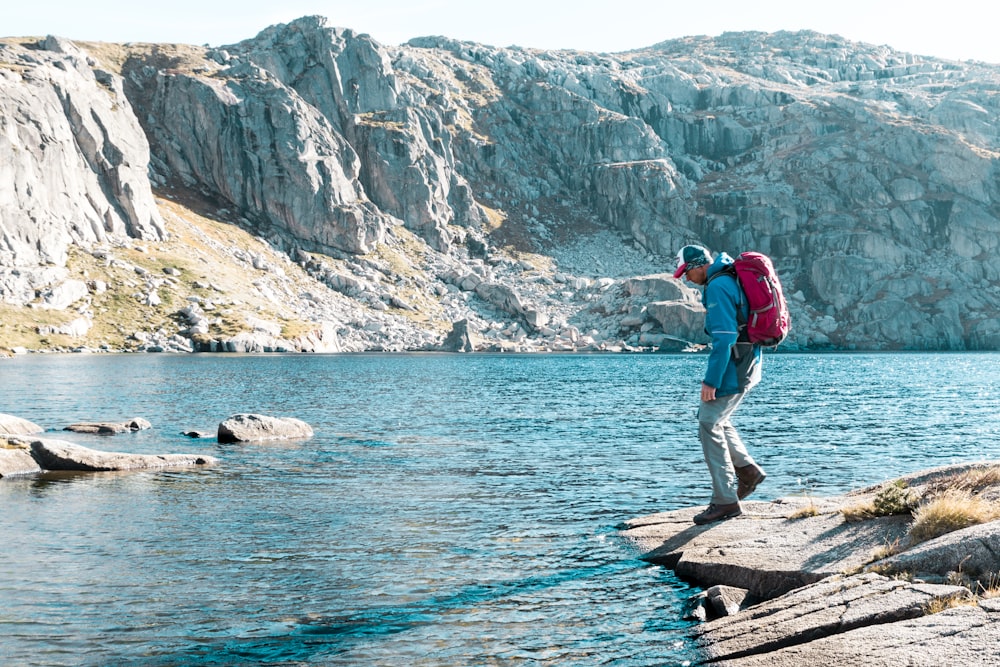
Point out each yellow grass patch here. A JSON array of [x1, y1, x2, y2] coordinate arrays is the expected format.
[[480, 205, 507, 232], [907, 489, 1000, 545], [787, 495, 820, 520]]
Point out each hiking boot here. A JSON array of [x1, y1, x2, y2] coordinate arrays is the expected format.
[[693, 502, 742, 525], [736, 463, 767, 500]]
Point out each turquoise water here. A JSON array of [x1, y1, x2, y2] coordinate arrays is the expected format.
[[2, 352, 999, 666]]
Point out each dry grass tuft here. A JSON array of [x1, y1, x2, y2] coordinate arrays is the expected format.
[[870, 538, 904, 562], [924, 590, 976, 615], [788, 504, 820, 520], [977, 572, 1000, 598], [907, 489, 1000, 545], [840, 503, 873, 522]]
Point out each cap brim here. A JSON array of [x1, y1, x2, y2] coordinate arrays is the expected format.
[[672, 263, 688, 279]]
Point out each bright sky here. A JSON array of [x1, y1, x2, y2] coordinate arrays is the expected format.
[[5, 0, 1000, 64]]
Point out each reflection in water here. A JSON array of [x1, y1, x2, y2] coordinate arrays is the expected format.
[[1, 352, 999, 665]]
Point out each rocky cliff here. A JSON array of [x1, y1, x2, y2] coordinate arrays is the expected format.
[[2, 17, 1000, 353]]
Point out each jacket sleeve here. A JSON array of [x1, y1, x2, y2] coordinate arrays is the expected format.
[[703, 277, 740, 388]]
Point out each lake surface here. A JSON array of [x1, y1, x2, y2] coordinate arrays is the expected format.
[[2, 352, 999, 666]]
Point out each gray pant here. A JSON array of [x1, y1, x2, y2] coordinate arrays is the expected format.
[[698, 392, 755, 504]]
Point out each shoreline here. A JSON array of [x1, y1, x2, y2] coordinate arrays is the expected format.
[[620, 461, 1000, 664]]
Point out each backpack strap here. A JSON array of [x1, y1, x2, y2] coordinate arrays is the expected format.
[[707, 265, 750, 343]]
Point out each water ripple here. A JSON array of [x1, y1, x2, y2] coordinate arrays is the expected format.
[[2, 352, 999, 665]]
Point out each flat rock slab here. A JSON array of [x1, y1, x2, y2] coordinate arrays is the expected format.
[[64, 418, 152, 434], [27, 437, 218, 472], [621, 499, 911, 598], [217, 414, 314, 443], [709, 597, 1000, 666], [694, 572, 972, 662], [622, 496, 845, 555], [0, 413, 44, 435]]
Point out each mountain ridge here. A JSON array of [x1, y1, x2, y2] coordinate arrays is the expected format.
[[2, 17, 999, 353]]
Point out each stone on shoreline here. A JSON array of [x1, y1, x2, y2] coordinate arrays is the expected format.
[[439, 318, 479, 352], [624, 497, 911, 599], [684, 584, 752, 621], [217, 414, 314, 443], [875, 518, 1000, 582]]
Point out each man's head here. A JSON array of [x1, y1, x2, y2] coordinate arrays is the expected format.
[[673, 245, 712, 285]]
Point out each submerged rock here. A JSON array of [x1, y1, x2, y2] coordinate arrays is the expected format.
[[217, 414, 314, 443]]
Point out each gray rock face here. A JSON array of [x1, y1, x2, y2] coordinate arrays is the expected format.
[[212, 17, 488, 252], [128, 54, 390, 256], [0, 37, 164, 271], [217, 413, 314, 442]]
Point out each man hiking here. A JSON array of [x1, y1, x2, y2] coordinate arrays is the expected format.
[[673, 244, 767, 525]]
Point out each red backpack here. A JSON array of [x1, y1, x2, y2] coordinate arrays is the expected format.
[[720, 252, 791, 347]]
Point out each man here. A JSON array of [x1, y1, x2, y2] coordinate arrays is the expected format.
[[673, 244, 767, 525]]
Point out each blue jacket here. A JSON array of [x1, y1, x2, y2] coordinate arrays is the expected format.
[[702, 253, 762, 396]]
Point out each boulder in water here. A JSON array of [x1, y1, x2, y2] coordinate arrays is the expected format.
[[217, 414, 314, 443]]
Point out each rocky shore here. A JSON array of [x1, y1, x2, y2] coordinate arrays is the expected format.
[[620, 462, 1000, 665]]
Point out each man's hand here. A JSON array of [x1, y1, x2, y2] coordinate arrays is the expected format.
[[700, 382, 717, 402]]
